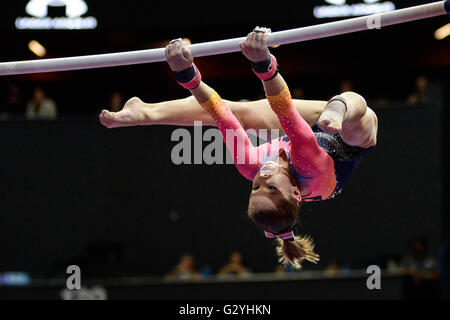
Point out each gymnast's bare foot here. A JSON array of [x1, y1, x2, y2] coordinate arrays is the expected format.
[[99, 97, 148, 128], [317, 99, 347, 134], [317, 118, 342, 134]]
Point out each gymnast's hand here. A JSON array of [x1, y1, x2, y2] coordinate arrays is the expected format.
[[165, 39, 193, 72], [240, 27, 271, 63]]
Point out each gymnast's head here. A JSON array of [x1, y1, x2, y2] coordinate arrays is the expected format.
[[247, 160, 320, 269]]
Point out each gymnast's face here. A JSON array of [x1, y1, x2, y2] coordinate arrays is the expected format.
[[250, 161, 302, 207]]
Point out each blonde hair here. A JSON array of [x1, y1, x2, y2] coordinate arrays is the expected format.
[[248, 195, 320, 270], [276, 235, 320, 270]]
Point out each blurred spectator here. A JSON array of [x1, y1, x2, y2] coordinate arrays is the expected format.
[[26, 87, 58, 120], [274, 264, 287, 276], [165, 253, 201, 280], [339, 79, 354, 93], [292, 87, 306, 99], [401, 235, 440, 299], [1, 84, 25, 119], [402, 235, 438, 273], [324, 259, 341, 277], [274, 263, 295, 276], [109, 91, 125, 112], [218, 251, 251, 278], [386, 255, 402, 271], [407, 75, 429, 105]]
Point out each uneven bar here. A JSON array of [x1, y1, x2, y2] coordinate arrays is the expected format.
[[0, 1, 447, 76]]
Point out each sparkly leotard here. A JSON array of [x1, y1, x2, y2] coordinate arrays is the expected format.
[[200, 86, 373, 201]]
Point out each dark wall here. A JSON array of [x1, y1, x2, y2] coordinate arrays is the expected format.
[[0, 101, 442, 278]]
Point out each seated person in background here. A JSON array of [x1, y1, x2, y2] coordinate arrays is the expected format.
[[291, 87, 305, 100], [401, 235, 439, 279], [324, 258, 341, 277], [165, 253, 202, 280], [407, 75, 429, 105], [26, 87, 58, 120], [1, 84, 25, 119], [401, 235, 440, 299], [109, 91, 125, 113], [274, 263, 295, 275], [218, 251, 251, 278], [339, 79, 354, 93]]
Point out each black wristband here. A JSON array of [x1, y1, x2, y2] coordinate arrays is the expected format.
[[251, 55, 279, 81], [174, 65, 196, 84], [265, 70, 279, 81], [251, 57, 272, 73]]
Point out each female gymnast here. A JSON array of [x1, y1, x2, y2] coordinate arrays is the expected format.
[[99, 28, 378, 269]]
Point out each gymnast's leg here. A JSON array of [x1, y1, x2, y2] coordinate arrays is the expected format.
[[98, 90, 376, 147], [317, 91, 378, 149], [99, 95, 326, 135], [99, 95, 285, 139], [100, 95, 215, 128]]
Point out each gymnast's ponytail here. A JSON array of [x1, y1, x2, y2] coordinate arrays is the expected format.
[[276, 236, 320, 270], [248, 196, 320, 270]]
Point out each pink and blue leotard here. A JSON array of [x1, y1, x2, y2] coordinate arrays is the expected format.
[[200, 86, 373, 201]]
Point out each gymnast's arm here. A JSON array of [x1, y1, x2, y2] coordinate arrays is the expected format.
[[264, 75, 333, 178], [241, 29, 331, 178], [165, 40, 262, 180]]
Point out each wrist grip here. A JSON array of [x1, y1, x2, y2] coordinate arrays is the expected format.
[[252, 54, 278, 81], [175, 64, 202, 90]]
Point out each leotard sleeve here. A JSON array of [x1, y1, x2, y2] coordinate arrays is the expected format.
[[199, 90, 263, 181], [267, 86, 336, 199]]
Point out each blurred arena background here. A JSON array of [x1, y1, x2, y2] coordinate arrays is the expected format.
[[0, 0, 449, 300]]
